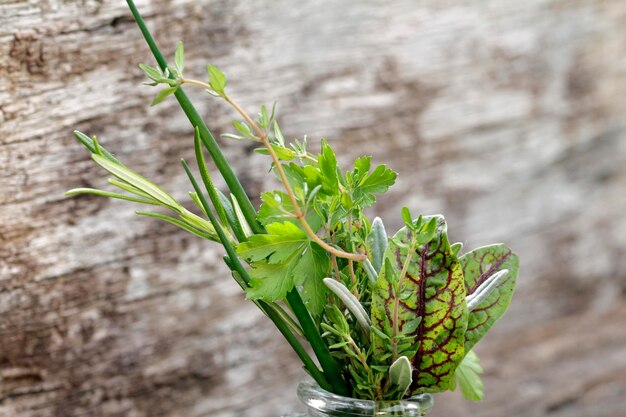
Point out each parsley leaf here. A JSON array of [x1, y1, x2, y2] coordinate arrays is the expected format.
[[453, 350, 484, 401], [258, 191, 296, 225], [318, 139, 338, 194], [349, 159, 397, 207], [237, 222, 329, 314], [258, 190, 323, 231], [295, 244, 329, 315]]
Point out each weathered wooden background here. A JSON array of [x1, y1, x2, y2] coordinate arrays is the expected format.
[[1, 1, 625, 416]]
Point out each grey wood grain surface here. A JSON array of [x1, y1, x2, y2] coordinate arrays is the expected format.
[[1, 1, 624, 416]]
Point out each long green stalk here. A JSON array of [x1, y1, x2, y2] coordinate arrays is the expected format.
[[181, 159, 330, 390], [285, 290, 347, 395], [125, 0, 347, 395], [125, 0, 261, 235]]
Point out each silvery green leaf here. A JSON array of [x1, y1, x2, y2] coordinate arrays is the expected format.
[[323, 278, 370, 334], [389, 356, 412, 398], [363, 258, 378, 285], [367, 216, 387, 273], [466, 269, 509, 311]]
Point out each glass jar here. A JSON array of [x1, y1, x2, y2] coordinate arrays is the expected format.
[[283, 378, 434, 417]]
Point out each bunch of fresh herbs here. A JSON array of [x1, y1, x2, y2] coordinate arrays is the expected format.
[[67, 0, 519, 402]]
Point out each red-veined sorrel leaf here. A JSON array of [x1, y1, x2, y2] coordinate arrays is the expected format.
[[371, 215, 468, 394], [460, 244, 519, 352]]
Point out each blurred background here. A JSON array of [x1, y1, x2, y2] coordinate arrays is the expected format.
[[1, 1, 625, 416]]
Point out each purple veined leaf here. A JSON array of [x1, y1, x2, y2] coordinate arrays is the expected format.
[[371, 215, 468, 394], [460, 244, 519, 352]]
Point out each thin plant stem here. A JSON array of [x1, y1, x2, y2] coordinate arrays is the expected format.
[[182, 77, 365, 262], [391, 237, 417, 363], [125, 0, 262, 235], [181, 159, 330, 390]]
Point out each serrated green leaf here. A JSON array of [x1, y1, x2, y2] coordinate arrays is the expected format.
[[460, 244, 518, 352], [352, 156, 371, 180], [244, 255, 298, 301], [454, 350, 484, 401], [350, 162, 397, 207], [238, 222, 308, 263], [238, 222, 329, 307], [207, 64, 226, 95], [257, 190, 323, 232], [359, 164, 397, 195], [297, 245, 329, 316]]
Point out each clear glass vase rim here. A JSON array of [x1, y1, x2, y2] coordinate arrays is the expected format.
[[297, 377, 434, 416]]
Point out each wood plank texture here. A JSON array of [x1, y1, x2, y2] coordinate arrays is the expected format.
[[1, 1, 625, 416]]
